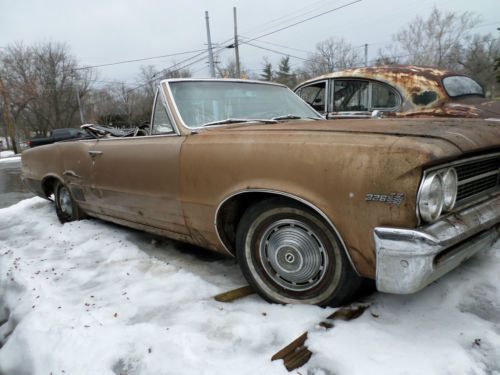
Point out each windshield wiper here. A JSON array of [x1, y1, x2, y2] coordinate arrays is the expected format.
[[202, 118, 278, 127], [271, 114, 321, 121]]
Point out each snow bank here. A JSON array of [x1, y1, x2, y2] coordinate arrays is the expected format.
[[0, 151, 15, 158], [1, 198, 499, 374], [0, 156, 21, 164], [0, 151, 20, 163]]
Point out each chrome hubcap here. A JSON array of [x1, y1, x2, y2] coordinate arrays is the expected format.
[[59, 187, 73, 217], [259, 219, 328, 291]]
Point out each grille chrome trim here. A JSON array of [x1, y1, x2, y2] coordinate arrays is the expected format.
[[417, 152, 500, 224], [457, 170, 499, 186]]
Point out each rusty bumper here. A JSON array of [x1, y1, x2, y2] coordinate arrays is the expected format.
[[374, 194, 500, 294]]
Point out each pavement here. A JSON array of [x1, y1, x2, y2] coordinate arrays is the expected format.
[[0, 158, 34, 208]]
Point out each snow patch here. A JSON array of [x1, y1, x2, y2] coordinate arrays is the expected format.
[[0, 197, 499, 374]]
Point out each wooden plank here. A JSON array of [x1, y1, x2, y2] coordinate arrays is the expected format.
[[271, 332, 308, 361], [271, 304, 369, 372], [213, 285, 255, 302]]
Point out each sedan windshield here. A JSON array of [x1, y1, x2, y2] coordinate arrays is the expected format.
[[442, 76, 484, 98], [169, 81, 322, 128]]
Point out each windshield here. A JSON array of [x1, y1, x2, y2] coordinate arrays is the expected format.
[[442, 76, 484, 98], [169, 81, 322, 128]]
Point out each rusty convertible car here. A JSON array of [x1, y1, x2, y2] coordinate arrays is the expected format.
[[21, 79, 500, 306], [295, 65, 500, 119]]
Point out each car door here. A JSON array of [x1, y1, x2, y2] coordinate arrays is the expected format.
[[86, 89, 189, 236]]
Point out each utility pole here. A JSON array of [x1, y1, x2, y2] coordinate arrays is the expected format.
[[205, 11, 216, 78], [76, 87, 85, 124], [233, 7, 241, 79], [0, 75, 18, 154], [364, 44, 368, 67]]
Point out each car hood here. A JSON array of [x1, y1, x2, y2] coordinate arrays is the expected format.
[[217, 118, 500, 154]]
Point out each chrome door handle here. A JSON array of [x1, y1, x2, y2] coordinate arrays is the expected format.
[[88, 150, 103, 157], [63, 170, 82, 179]]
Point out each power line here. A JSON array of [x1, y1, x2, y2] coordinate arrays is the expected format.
[[126, 50, 209, 93], [73, 48, 207, 71], [242, 0, 362, 44], [240, 35, 312, 54], [239, 0, 342, 37], [243, 41, 312, 62]]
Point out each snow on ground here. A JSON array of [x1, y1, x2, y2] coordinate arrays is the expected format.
[[0, 197, 499, 375], [0, 151, 15, 158], [0, 151, 20, 163]]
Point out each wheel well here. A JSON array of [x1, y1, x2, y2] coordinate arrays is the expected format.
[[216, 192, 322, 256], [41, 176, 61, 198]]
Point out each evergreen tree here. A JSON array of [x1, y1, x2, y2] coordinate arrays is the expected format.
[[261, 60, 273, 81], [275, 56, 297, 88]]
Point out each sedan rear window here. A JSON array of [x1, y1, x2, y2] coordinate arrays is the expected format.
[[442, 76, 484, 97]]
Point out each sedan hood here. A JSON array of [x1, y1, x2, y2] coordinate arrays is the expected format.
[[221, 118, 500, 154]]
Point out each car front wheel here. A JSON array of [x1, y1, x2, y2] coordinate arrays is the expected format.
[[236, 198, 361, 306], [54, 181, 86, 223]]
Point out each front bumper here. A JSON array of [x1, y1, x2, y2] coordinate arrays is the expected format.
[[374, 194, 500, 294]]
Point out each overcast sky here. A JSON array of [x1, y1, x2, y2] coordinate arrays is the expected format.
[[1, 0, 499, 86]]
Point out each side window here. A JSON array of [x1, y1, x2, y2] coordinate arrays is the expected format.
[[152, 92, 174, 135], [372, 82, 399, 109], [333, 80, 369, 112], [297, 82, 327, 113]]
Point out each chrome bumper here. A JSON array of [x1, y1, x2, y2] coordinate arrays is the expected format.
[[374, 194, 500, 294]]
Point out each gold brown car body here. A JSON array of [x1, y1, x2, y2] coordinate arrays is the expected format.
[[21, 79, 500, 306]]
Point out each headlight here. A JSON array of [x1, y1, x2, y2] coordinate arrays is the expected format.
[[418, 172, 444, 222], [441, 168, 458, 211]]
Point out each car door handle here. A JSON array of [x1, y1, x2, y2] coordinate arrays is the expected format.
[[88, 150, 103, 157], [63, 170, 82, 179]]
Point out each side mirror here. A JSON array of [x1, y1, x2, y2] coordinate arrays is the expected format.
[[371, 110, 382, 119]]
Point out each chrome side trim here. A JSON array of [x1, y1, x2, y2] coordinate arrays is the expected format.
[[213, 188, 360, 275]]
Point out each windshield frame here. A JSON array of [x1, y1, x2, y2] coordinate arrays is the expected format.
[[441, 75, 485, 99], [163, 78, 323, 130]]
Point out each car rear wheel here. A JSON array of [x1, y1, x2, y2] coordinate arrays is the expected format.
[[236, 198, 362, 306], [54, 182, 86, 223]]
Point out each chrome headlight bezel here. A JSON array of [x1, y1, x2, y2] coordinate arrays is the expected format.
[[418, 172, 445, 223], [440, 167, 458, 211], [417, 166, 459, 223]]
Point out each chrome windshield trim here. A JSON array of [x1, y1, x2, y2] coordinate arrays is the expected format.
[[162, 79, 323, 132]]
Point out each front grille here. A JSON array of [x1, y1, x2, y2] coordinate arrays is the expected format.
[[455, 155, 500, 204]]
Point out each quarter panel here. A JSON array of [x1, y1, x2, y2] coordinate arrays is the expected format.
[[179, 129, 461, 276]]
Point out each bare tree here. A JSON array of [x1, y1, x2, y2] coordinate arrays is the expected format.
[[304, 37, 362, 76], [0, 42, 93, 137], [89, 64, 192, 128], [388, 7, 480, 69], [455, 35, 500, 96], [215, 58, 248, 79]]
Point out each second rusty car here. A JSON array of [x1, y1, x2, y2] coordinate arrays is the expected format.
[[21, 79, 500, 306], [295, 65, 500, 120]]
